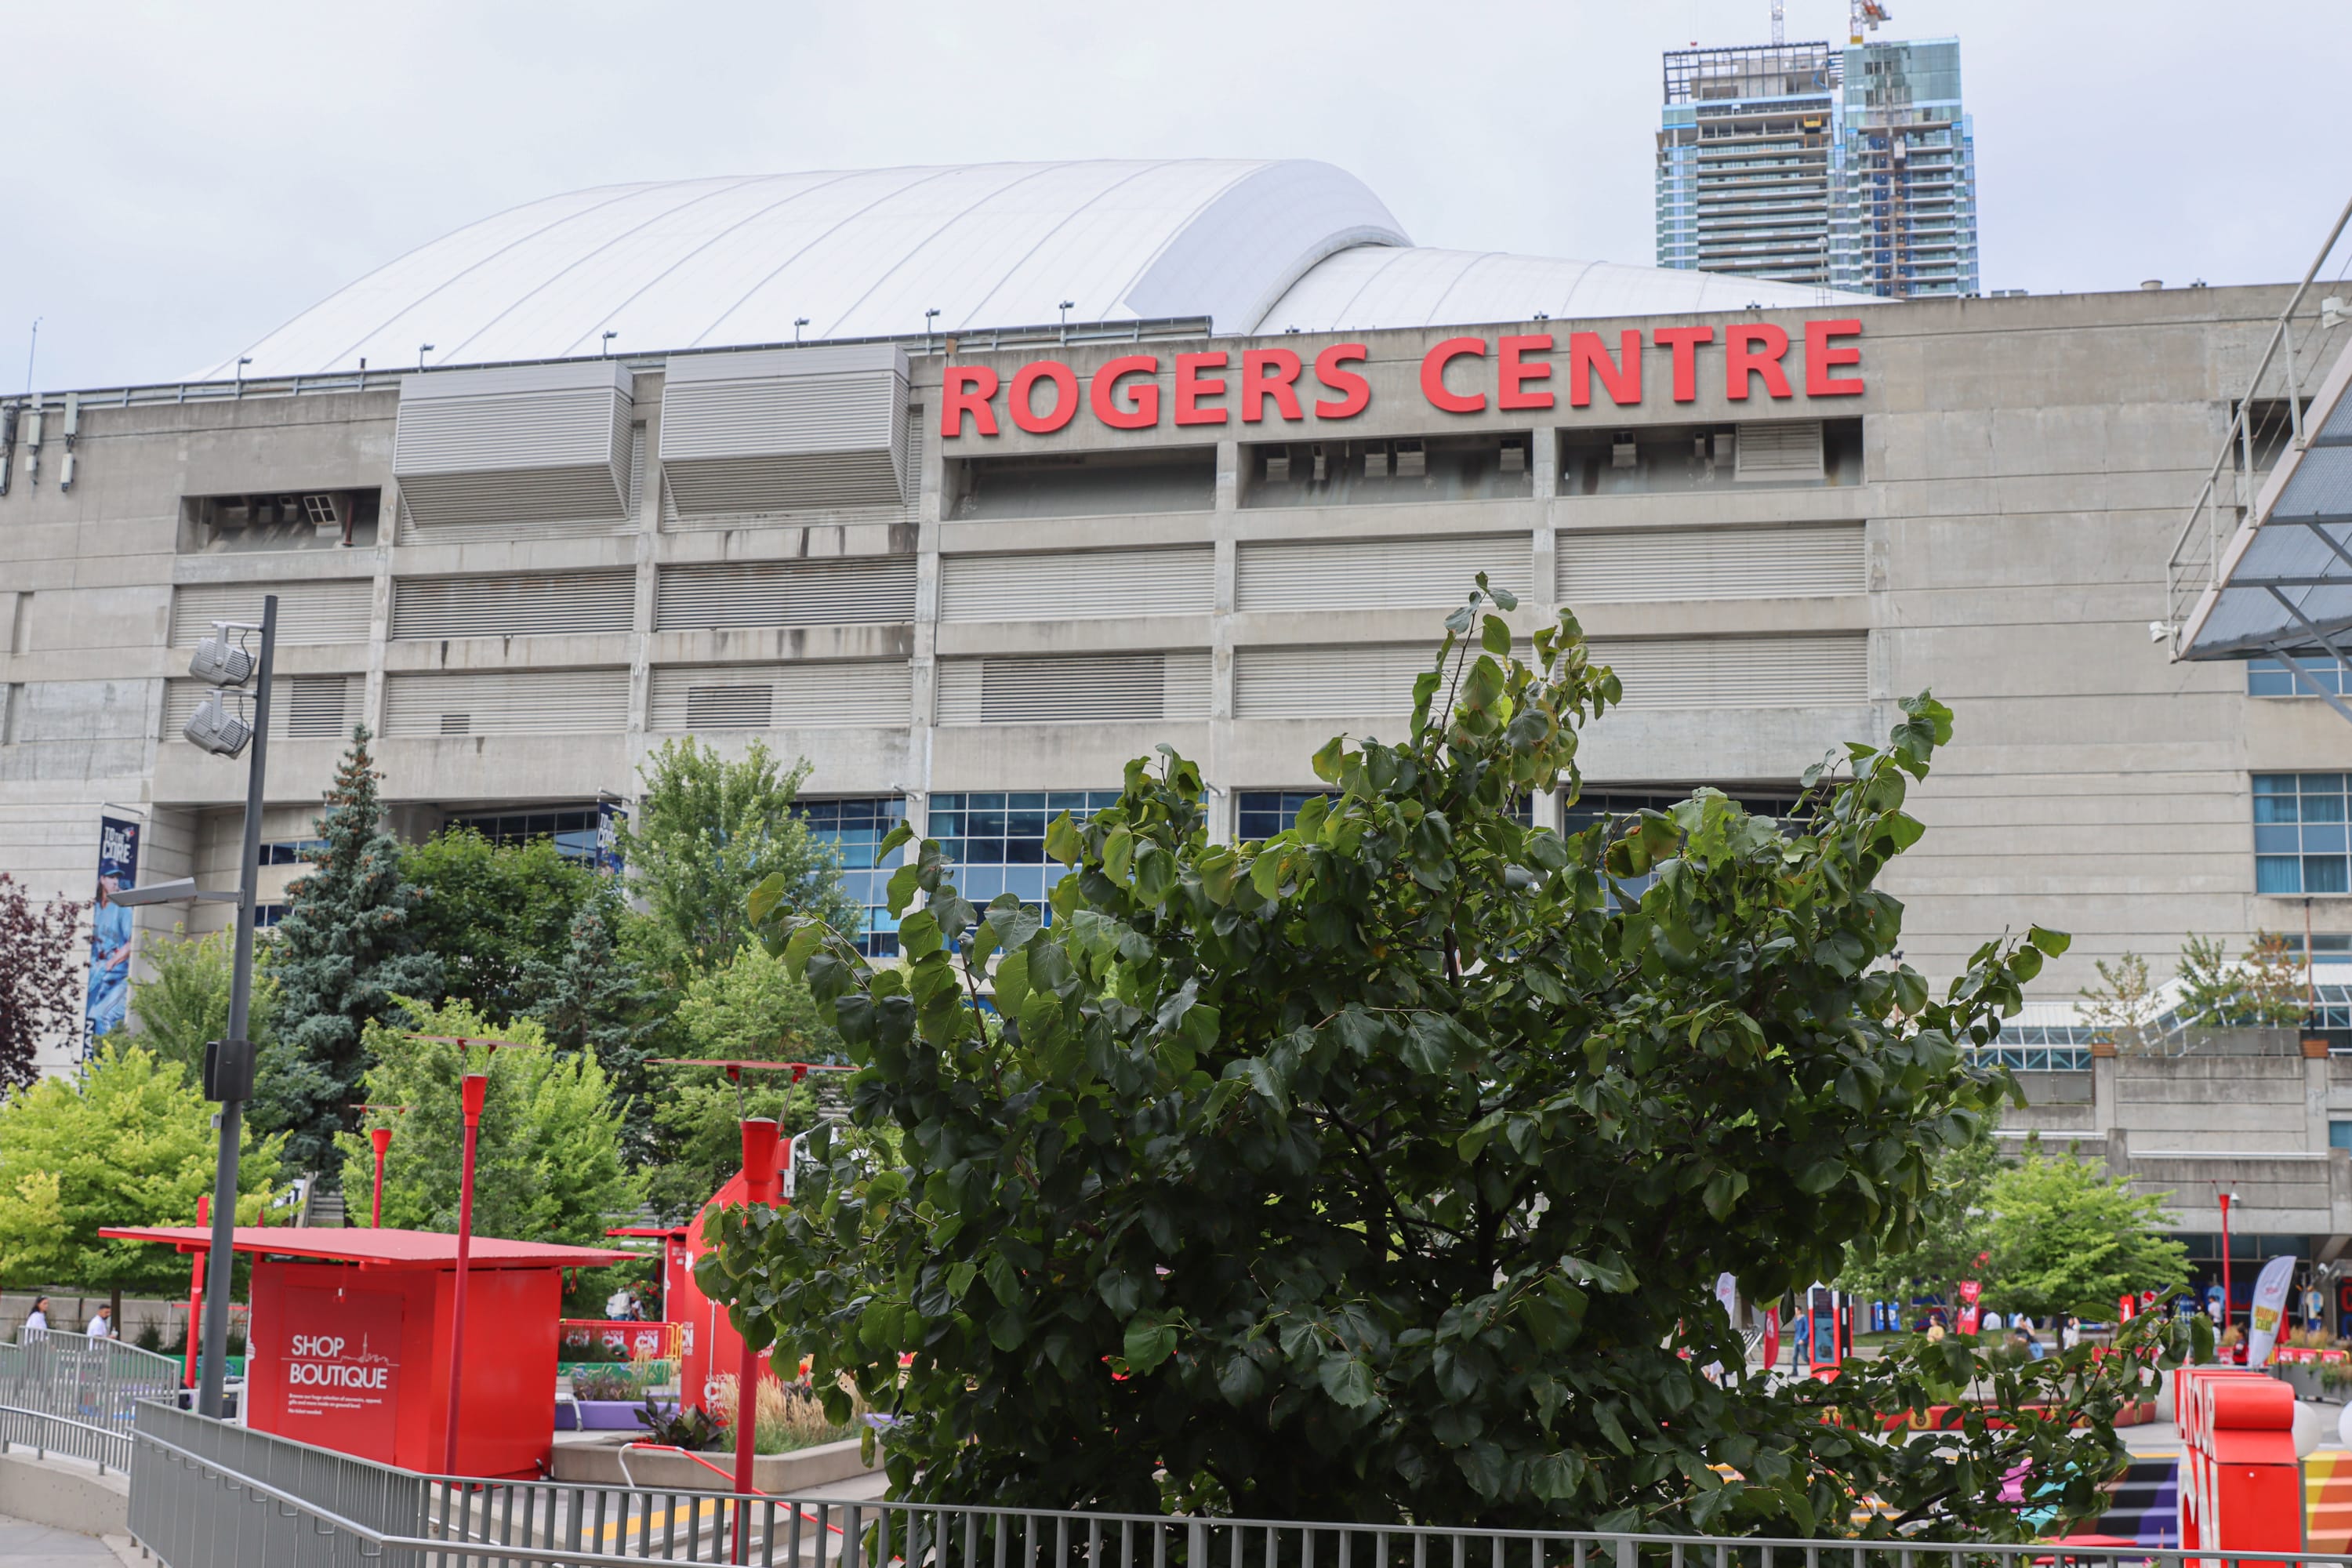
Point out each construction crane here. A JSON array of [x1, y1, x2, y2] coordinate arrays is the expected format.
[[1850, 0, 1891, 43]]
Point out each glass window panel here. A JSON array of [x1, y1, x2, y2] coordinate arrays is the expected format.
[[2256, 795, 2302, 825], [2256, 825, 2303, 854], [2309, 856, 2352, 894], [2256, 774, 2299, 793], [2305, 793, 2348, 823], [2303, 775, 2348, 796], [2256, 855, 2303, 894], [2307, 825, 2349, 854], [1007, 866, 1047, 901]]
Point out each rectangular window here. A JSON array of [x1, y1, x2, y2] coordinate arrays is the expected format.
[[2249, 658, 2352, 698], [1236, 790, 1532, 841], [796, 797, 908, 959], [257, 838, 328, 866], [443, 807, 604, 862], [1565, 787, 1803, 903], [927, 791, 1124, 920], [2332, 1121, 2352, 1152], [2254, 774, 2352, 895]]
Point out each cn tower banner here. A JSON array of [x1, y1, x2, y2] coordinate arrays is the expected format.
[[82, 813, 140, 1054], [2248, 1254, 2299, 1367]]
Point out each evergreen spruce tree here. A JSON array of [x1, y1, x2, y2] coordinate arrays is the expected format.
[[255, 726, 441, 1182], [530, 884, 659, 1164]]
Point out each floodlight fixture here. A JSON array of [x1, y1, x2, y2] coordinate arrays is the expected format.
[[189, 621, 258, 688], [182, 691, 252, 757]]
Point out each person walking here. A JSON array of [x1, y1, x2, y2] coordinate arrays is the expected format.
[[85, 1305, 112, 1339], [22, 1297, 49, 1338]]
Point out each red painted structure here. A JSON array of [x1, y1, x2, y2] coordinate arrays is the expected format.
[[100, 1225, 633, 1478], [2176, 1364, 2300, 1558]]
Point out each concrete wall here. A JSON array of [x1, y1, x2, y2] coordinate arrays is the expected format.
[[5, 285, 2350, 1076]]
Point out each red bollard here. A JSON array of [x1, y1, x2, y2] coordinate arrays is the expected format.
[[2177, 1364, 2301, 1560]]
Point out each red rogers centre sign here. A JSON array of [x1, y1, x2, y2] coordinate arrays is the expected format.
[[940, 320, 1864, 440]]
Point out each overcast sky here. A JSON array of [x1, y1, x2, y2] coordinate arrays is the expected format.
[[4, 0, 2345, 393]]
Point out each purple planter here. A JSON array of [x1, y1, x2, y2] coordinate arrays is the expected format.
[[556, 1400, 653, 1432]]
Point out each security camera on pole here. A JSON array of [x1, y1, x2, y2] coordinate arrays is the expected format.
[[113, 596, 278, 1419]]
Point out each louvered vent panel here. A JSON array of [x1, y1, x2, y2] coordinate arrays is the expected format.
[[938, 547, 1214, 622], [393, 361, 633, 530], [1558, 524, 1865, 602], [936, 653, 1210, 724], [1235, 535, 1533, 612], [660, 347, 909, 515], [169, 580, 373, 647], [1232, 644, 1436, 718], [654, 558, 916, 630], [383, 668, 630, 737], [1586, 633, 1867, 709], [1733, 420, 1825, 482], [393, 571, 636, 639], [647, 662, 910, 731], [164, 675, 365, 742]]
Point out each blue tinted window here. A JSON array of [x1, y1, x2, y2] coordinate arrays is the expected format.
[[2332, 1121, 2352, 1152], [445, 807, 601, 862], [930, 790, 1123, 927], [2249, 657, 2352, 697], [2252, 775, 2352, 897], [797, 797, 908, 959]]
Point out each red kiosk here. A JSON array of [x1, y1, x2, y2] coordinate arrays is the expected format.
[[101, 1225, 634, 1478]]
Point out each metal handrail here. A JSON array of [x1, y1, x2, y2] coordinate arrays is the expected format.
[[0, 1401, 133, 1475], [122, 1397, 2336, 1568], [2165, 192, 2352, 653]]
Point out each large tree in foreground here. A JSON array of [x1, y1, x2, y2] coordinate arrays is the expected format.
[[256, 726, 441, 1181], [715, 586, 2193, 1538]]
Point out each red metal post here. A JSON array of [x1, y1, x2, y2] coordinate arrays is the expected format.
[[183, 1194, 209, 1390], [732, 1116, 782, 1563], [2220, 1190, 2236, 1358], [369, 1124, 394, 1228], [443, 1072, 488, 1475]]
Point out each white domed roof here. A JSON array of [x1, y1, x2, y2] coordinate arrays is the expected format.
[[1261, 246, 1861, 332], [206, 159, 1873, 379], [205, 160, 1410, 378]]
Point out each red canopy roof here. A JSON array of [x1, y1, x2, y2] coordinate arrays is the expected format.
[[97, 1225, 637, 1270]]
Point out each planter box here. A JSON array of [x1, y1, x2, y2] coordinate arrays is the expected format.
[[2278, 1364, 2339, 1404], [556, 1399, 655, 1432], [550, 1434, 873, 1493]]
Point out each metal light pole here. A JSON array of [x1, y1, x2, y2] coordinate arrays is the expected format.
[[731, 1116, 783, 1563], [443, 1071, 488, 1475], [370, 1125, 394, 1228], [2219, 1189, 2239, 1357]]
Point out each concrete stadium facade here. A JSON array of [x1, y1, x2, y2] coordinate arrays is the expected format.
[[6, 162, 2352, 1298]]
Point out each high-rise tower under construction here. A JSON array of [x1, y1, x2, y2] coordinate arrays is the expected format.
[[1657, 35, 1979, 299]]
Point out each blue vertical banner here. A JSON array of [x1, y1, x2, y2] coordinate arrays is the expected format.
[[595, 800, 626, 876], [84, 813, 141, 1054]]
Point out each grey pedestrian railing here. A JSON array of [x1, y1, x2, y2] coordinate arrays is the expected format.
[[125, 1398, 2321, 1568], [0, 1334, 183, 1443], [0, 1402, 133, 1475]]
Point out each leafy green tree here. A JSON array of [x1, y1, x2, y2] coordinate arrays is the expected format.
[[404, 829, 597, 1022], [646, 942, 832, 1221], [1982, 1145, 2189, 1319], [128, 925, 278, 1086], [2179, 931, 2309, 1030], [337, 999, 642, 1249], [2077, 952, 2158, 1053], [0, 873, 82, 1094], [531, 884, 662, 1163], [256, 727, 442, 1182], [619, 739, 859, 978], [0, 1045, 279, 1313], [1838, 1114, 2001, 1317], [717, 589, 2172, 1540]]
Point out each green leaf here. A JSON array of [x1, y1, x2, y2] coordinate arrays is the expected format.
[[1123, 1313, 1179, 1374], [1045, 811, 1084, 866], [1480, 615, 1512, 656], [1318, 1354, 1377, 1408], [874, 819, 916, 865]]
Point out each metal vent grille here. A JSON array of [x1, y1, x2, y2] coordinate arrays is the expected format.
[[654, 557, 916, 630], [165, 674, 365, 742], [393, 571, 636, 639], [393, 361, 634, 531], [383, 668, 630, 737], [1235, 535, 1534, 612], [1558, 523, 1865, 603], [938, 547, 1214, 622], [936, 652, 1211, 724], [169, 581, 374, 648], [1733, 420, 1825, 482], [647, 661, 911, 731], [659, 346, 910, 516], [1587, 633, 1867, 709], [1232, 644, 1438, 718]]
